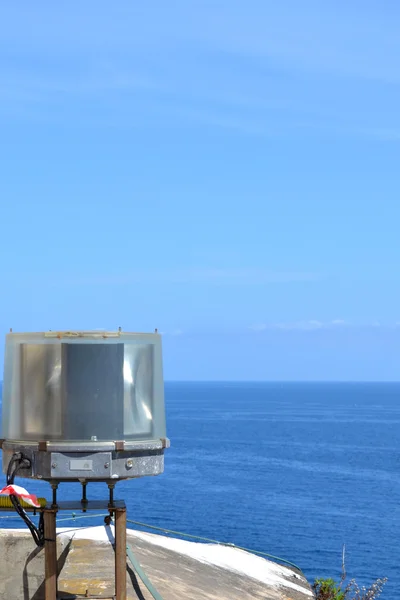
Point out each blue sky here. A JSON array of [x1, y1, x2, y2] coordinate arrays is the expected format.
[[1, 1, 400, 380]]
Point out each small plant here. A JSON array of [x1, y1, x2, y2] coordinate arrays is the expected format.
[[342, 578, 387, 600], [312, 577, 387, 600], [312, 546, 387, 600], [313, 577, 346, 600]]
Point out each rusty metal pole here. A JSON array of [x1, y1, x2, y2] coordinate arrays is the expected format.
[[115, 507, 127, 600], [44, 509, 57, 600]]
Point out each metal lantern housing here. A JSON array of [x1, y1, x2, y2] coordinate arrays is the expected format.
[[1, 331, 169, 482]]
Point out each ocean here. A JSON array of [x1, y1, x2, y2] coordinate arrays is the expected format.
[[1, 382, 399, 599]]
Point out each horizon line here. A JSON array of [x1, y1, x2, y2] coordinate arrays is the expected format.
[[1, 379, 400, 385], [163, 379, 400, 384]]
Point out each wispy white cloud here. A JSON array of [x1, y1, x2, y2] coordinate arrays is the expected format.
[[276, 320, 324, 331], [0, 69, 156, 97], [170, 329, 183, 336], [1, 3, 400, 138], [6, 2, 393, 85], [49, 268, 319, 287], [179, 269, 317, 285], [250, 319, 348, 331], [190, 2, 400, 85], [249, 323, 268, 332], [358, 128, 400, 143], [159, 329, 184, 337], [250, 320, 400, 332], [250, 320, 325, 332]]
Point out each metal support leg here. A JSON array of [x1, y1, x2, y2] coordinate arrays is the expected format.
[[51, 483, 58, 509], [44, 510, 57, 600], [115, 508, 127, 600], [81, 482, 88, 512], [108, 483, 115, 507]]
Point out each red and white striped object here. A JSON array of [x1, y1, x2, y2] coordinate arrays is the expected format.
[[0, 484, 41, 508]]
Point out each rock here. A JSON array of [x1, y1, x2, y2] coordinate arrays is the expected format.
[[0, 527, 312, 600]]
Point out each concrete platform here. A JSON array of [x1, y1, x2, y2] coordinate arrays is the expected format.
[[0, 526, 312, 600]]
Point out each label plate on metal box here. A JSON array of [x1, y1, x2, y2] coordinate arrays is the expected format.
[[69, 459, 93, 471], [50, 452, 112, 479]]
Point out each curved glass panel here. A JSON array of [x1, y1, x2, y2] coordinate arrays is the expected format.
[[2, 331, 166, 442]]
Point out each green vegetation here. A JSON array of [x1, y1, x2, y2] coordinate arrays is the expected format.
[[312, 577, 387, 600], [313, 546, 386, 600]]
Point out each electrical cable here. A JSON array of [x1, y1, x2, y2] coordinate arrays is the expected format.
[[126, 543, 164, 600], [6, 453, 45, 547]]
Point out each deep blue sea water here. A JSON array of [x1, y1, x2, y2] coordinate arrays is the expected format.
[[1, 382, 399, 599]]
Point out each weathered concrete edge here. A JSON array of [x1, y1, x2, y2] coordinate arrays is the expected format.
[[0, 527, 313, 600]]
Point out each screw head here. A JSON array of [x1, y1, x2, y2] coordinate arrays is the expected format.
[[126, 459, 133, 469], [52, 462, 57, 469], [104, 462, 109, 468]]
